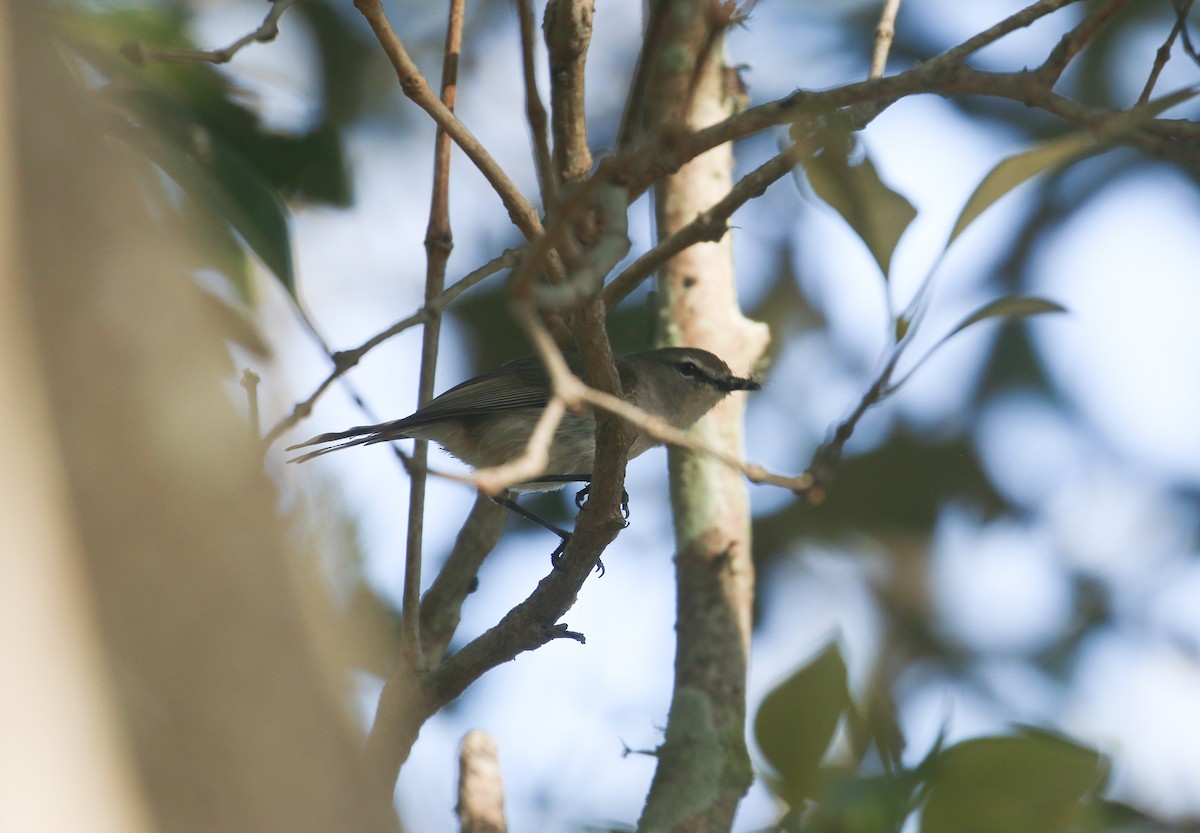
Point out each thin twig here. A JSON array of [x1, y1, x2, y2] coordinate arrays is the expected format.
[[515, 0, 556, 203], [614, 0, 672, 155], [123, 0, 299, 65], [1036, 0, 1132, 85], [927, 0, 1083, 70], [1138, 0, 1195, 104], [1176, 0, 1200, 65], [870, 0, 903, 79], [264, 248, 518, 448], [603, 144, 803, 309], [352, 0, 547, 245], [400, 0, 466, 673]]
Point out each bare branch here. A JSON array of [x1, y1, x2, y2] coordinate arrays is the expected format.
[[516, 0, 556, 203], [870, 0, 903, 79], [264, 248, 518, 448], [603, 144, 802, 309], [1036, 0, 1132, 86], [544, 0, 595, 184], [471, 398, 569, 495], [926, 0, 1083, 70], [419, 495, 508, 662], [353, 0, 546, 243], [1138, 0, 1196, 104], [122, 0, 299, 65], [623, 0, 1095, 192], [401, 0, 466, 673]]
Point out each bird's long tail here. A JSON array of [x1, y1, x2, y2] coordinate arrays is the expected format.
[[285, 422, 409, 463]]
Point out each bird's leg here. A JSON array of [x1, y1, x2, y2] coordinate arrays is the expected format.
[[491, 495, 572, 539], [490, 494, 604, 576]]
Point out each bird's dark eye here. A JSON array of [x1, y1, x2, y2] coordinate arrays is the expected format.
[[677, 361, 699, 378]]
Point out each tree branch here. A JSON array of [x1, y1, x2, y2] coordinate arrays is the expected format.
[[401, 0, 466, 672], [1035, 0, 1131, 86], [544, 0, 595, 185], [516, 0, 556, 203], [870, 0, 903, 79], [353, 0, 546, 243], [603, 144, 802, 309], [457, 732, 506, 833], [264, 248, 518, 448], [123, 0, 299, 65]]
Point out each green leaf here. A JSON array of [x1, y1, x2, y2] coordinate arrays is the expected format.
[[947, 132, 1095, 246], [921, 731, 1107, 833], [943, 296, 1067, 340], [205, 132, 296, 293], [805, 770, 920, 833], [888, 296, 1066, 394], [948, 86, 1198, 246], [799, 140, 917, 279], [754, 641, 850, 804], [114, 91, 296, 294]]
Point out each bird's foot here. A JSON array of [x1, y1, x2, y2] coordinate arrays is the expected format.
[[573, 485, 632, 526], [550, 536, 605, 576]]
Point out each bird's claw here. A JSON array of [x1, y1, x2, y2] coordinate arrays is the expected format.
[[574, 485, 632, 525], [549, 536, 605, 577], [550, 537, 568, 568]]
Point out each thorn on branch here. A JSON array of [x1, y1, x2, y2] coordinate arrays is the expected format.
[[545, 623, 586, 644]]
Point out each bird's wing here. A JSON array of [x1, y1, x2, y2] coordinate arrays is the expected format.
[[399, 356, 555, 426]]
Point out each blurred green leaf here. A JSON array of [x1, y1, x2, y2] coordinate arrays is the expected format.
[[205, 132, 296, 292], [943, 296, 1066, 340], [798, 140, 917, 279], [805, 770, 919, 833], [948, 132, 1096, 247], [921, 731, 1106, 833], [55, 5, 362, 296], [845, 683, 906, 772], [752, 436, 1009, 563], [888, 296, 1067, 394], [948, 87, 1197, 246], [119, 99, 296, 294], [754, 641, 850, 804]]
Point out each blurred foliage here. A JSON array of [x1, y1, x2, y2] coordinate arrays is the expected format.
[[753, 643, 1111, 833], [792, 126, 917, 280], [53, 2, 361, 298]]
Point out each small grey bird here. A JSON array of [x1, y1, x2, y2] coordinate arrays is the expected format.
[[287, 347, 759, 570], [286, 347, 759, 483]]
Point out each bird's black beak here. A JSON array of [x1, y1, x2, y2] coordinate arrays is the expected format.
[[719, 375, 761, 392]]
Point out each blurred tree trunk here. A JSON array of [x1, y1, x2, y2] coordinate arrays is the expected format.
[[0, 3, 398, 831]]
